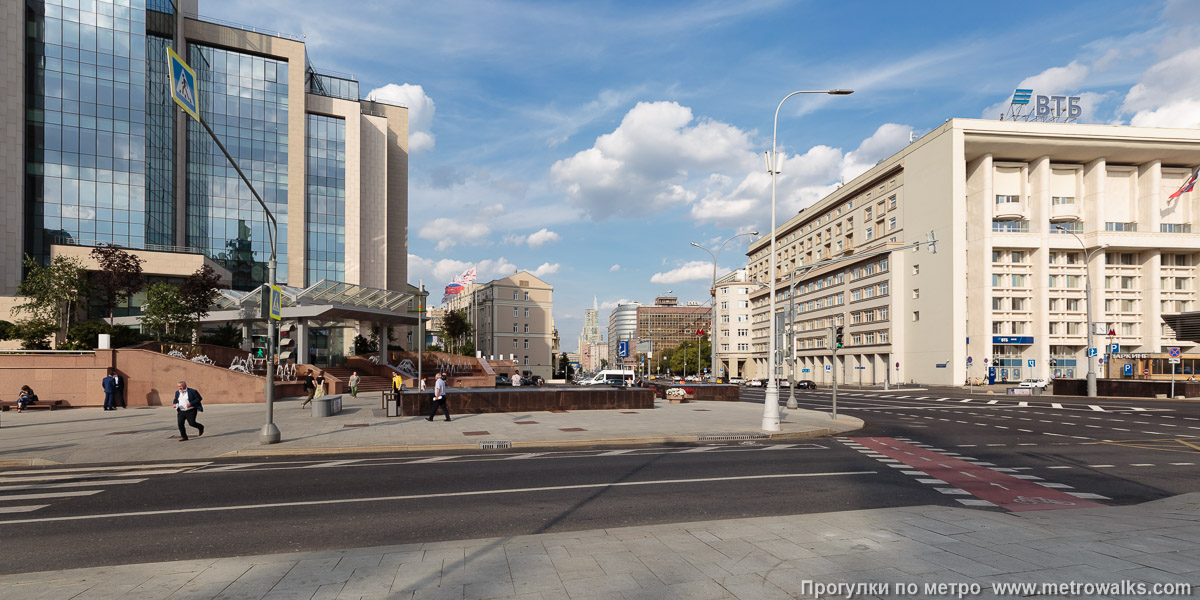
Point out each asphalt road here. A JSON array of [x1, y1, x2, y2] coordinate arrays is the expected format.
[[1, 386, 1198, 574]]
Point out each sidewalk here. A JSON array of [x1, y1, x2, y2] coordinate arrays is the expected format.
[[2, 494, 1198, 599], [0, 392, 862, 466]]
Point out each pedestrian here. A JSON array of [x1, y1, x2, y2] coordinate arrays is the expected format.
[[427, 372, 451, 421], [172, 380, 204, 441], [15, 385, 37, 413], [392, 371, 404, 395], [301, 369, 316, 408], [419, 376, 427, 391], [512, 372, 521, 387], [102, 369, 117, 411], [313, 370, 327, 399], [113, 370, 126, 408], [349, 371, 361, 398]]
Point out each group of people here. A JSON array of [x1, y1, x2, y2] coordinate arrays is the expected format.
[[100, 369, 125, 410], [391, 371, 451, 421]]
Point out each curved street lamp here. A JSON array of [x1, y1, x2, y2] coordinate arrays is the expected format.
[[691, 232, 758, 383], [764, 89, 853, 432], [1056, 225, 1107, 397]]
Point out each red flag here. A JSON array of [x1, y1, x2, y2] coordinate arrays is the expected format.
[[1169, 167, 1199, 200]]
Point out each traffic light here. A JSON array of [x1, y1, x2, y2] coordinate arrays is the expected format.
[[251, 334, 270, 359], [835, 326, 844, 348], [278, 324, 295, 362]]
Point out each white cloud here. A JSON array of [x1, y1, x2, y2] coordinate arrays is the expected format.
[[689, 123, 912, 224], [529, 263, 560, 277], [366, 83, 437, 153], [599, 298, 635, 311], [1122, 47, 1200, 127], [551, 101, 757, 220], [418, 203, 504, 251], [609, 264, 621, 272], [650, 261, 730, 285], [527, 228, 562, 247], [980, 61, 1091, 120]]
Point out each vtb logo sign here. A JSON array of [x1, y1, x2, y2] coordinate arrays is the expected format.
[[1008, 88, 1081, 121]]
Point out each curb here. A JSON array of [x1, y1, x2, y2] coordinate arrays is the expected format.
[[217, 425, 864, 459], [0, 458, 61, 467]]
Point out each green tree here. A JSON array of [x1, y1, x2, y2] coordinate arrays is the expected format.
[[441, 309, 473, 354], [557, 352, 570, 379], [200, 323, 243, 348], [90, 245, 145, 324], [11, 318, 56, 350], [458, 340, 476, 358], [15, 254, 89, 345], [352, 334, 378, 355], [179, 264, 223, 339], [141, 282, 195, 341]]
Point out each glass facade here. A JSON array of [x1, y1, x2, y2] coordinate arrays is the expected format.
[[187, 44, 289, 289], [305, 114, 345, 284], [24, 0, 150, 262], [306, 71, 358, 102], [144, 34, 174, 246]]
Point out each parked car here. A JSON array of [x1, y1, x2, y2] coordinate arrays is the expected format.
[[744, 379, 765, 387], [796, 380, 816, 389], [778, 379, 790, 388], [524, 374, 545, 386], [1019, 378, 1048, 390], [495, 375, 511, 386], [729, 377, 744, 385]]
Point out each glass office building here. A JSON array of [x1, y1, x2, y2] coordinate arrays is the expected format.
[[8, 0, 410, 295]]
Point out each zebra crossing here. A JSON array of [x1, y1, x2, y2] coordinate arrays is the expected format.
[[773, 390, 1166, 413], [0, 462, 209, 516]]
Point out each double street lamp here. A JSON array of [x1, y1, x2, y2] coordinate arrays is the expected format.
[[764, 89, 853, 432], [1056, 225, 1107, 397], [691, 232, 758, 383]]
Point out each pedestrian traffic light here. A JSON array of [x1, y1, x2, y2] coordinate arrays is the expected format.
[[251, 334, 270, 359], [835, 326, 844, 348]]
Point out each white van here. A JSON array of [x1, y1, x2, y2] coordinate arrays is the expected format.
[[579, 369, 635, 386]]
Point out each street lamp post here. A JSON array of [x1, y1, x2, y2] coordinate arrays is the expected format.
[[1057, 225, 1106, 397], [691, 232, 758, 384], [764, 88, 853, 431]]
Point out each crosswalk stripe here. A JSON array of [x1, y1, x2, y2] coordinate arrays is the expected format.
[[408, 456, 456, 463], [987, 400, 999, 405], [1018, 402, 1029, 407], [960, 399, 973, 403], [0, 490, 104, 501], [1051, 403, 1064, 409], [0, 504, 49, 514], [1088, 405, 1106, 412], [302, 459, 362, 468], [0, 462, 209, 477], [0, 469, 185, 484], [0, 479, 148, 493]]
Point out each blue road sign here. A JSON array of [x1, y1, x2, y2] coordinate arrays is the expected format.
[[802, 368, 810, 373], [1123, 363, 1133, 376], [1027, 359, 1035, 368], [1169, 347, 1182, 358], [967, 356, 973, 364], [1087, 347, 1098, 357], [617, 341, 628, 358], [1110, 343, 1120, 354], [166, 47, 198, 121], [824, 364, 831, 372]]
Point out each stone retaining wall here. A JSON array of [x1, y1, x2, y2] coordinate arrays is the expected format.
[[396, 387, 654, 415]]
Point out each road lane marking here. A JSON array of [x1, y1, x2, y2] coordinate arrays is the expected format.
[[0, 479, 148, 492], [0, 469, 186, 484], [0, 505, 50, 514], [302, 459, 363, 468], [0, 470, 878, 525], [0, 462, 209, 476], [0, 490, 104, 501]]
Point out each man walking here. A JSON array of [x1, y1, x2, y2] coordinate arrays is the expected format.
[[172, 380, 205, 441], [301, 370, 316, 408], [427, 372, 451, 421], [101, 369, 117, 411]]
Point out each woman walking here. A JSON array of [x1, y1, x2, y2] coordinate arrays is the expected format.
[[349, 371, 361, 398]]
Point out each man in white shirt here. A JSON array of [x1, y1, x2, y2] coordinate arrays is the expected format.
[[512, 373, 521, 387], [427, 372, 451, 421], [172, 381, 205, 441]]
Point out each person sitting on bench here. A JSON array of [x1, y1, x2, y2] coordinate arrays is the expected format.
[[16, 385, 37, 413]]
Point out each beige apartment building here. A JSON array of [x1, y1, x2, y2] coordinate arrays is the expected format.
[[748, 119, 1200, 387], [713, 269, 759, 379], [443, 271, 555, 380]]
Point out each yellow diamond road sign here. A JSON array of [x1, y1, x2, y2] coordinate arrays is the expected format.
[[166, 46, 199, 122]]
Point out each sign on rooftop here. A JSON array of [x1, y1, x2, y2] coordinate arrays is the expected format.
[[167, 46, 199, 122], [1001, 88, 1080, 123]]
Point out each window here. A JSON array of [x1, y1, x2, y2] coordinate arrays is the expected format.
[[513, 340, 518, 348], [721, 315, 730, 323], [993, 297, 1004, 310], [1051, 222, 1082, 234], [995, 194, 1020, 204], [912, 264, 919, 275], [851, 333, 862, 345], [865, 207, 873, 219], [1011, 274, 1027, 287], [737, 328, 748, 336], [912, 288, 920, 299], [1010, 250, 1025, 263], [878, 307, 888, 320], [1162, 223, 1193, 233], [523, 324, 529, 333], [524, 292, 530, 301], [994, 274, 1004, 287], [992, 321, 1004, 334], [1121, 322, 1137, 336], [524, 308, 529, 317], [992, 219, 1029, 233], [1065, 275, 1081, 289], [889, 195, 897, 210], [524, 356, 529, 365], [1011, 297, 1027, 311], [889, 217, 897, 231], [1177, 278, 1192, 291], [513, 323, 518, 332], [513, 291, 519, 300], [913, 311, 920, 322], [1105, 221, 1138, 232], [737, 343, 749, 351], [1105, 252, 1137, 265], [992, 250, 1002, 263], [1066, 298, 1080, 311], [865, 227, 874, 240], [523, 339, 529, 349], [513, 307, 519, 317], [1051, 196, 1075, 205]]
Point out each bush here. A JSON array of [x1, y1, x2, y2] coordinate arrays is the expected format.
[[64, 320, 150, 349], [12, 318, 55, 350]]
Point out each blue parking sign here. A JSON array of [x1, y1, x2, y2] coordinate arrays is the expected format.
[[1027, 359, 1035, 368], [1123, 363, 1133, 376], [1109, 343, 1120, 354]]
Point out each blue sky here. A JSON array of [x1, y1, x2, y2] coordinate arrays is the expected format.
[[202, 0, 1200, 352]]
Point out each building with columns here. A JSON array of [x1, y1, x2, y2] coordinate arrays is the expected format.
[[748, 119, 1200, 387]]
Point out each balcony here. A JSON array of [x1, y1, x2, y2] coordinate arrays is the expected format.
[[1105, 222, 1138, 232], [992, 219, 1030, 233]]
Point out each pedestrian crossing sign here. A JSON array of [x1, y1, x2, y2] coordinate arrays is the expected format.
[[166, 46, 199, 122], [269, 285, 282, 321]]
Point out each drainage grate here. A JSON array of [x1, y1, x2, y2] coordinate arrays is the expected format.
[[697, 432, 770, 442], [108, 431, 140, 435], [343, 424, 369, 428], [478, 440, 512, 450]]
